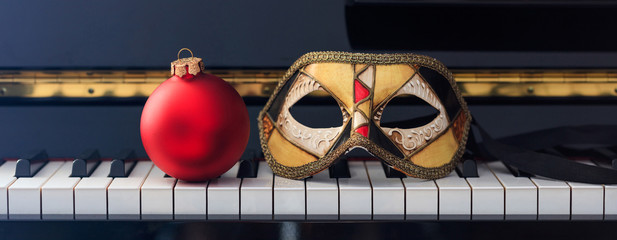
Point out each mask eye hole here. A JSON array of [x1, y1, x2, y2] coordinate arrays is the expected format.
[[379, 94, 440, 128], [289, 89, 345, 128]]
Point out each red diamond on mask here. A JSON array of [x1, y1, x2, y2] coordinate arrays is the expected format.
[[354, 80, 369, 102], [355, 125, 368, 137]]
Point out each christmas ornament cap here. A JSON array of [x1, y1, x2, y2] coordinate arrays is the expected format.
[[171, 48, 205, 77]]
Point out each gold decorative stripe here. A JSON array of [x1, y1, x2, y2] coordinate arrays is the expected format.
[[1, 69, 617, 98]]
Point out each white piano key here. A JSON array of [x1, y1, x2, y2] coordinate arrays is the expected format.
[[141, 165, 176, 220], [305, 170, 338, 220], [403, 177, 437, 220], [274, 175, 305, 220], [466, 163, 504, 220], [605, 182, 617, 220], [41, 161, 81, 220], [8, 161, 64, 220], [338, 161, 372, 220], [174, 179, 208, 220], [530, 175, 571, 220], [207, 163, 241, 220], [593, 160, 617, 220], [365, 161, 404, 220], [486, 161, 537, 220], [107, 161, 153, 220], [0, 161, 18, 219], [435, 171, 471, 220], [241, 163, 273, 220], [74, 161, 113, 220], [567, 160, 604, 220]]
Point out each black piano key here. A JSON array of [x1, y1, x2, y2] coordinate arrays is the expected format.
[[328, 157, 351, 178], [108, 149, 137, 178], [70, 149, 101, 177], [237, 150, 259, 178], [380, 161, 406, 178], [456, 154, 479, 178], [256, 149, 264, 159], [15, 149, 49, 177]]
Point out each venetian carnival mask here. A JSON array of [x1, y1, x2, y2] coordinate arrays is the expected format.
[[259, 52, 471, 179]]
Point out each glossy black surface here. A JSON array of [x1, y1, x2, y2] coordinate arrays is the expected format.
[[14, 150, 49, 177], [237, 157, 259, 178], [381, 161, 407, 178], [328, 158, 351, 178], [108, 149, 138, 178], [70, 149, 101, 177], [347, 1, 617, 51], [2, 221, 617, 240]]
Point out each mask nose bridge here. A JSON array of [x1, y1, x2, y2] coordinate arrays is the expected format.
[[344, 144, 375, 158], [351, 65, 375, 138], [339, 134, 382, 161]]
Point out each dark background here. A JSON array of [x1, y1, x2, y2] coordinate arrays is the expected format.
[[3, 0, 617, 69]]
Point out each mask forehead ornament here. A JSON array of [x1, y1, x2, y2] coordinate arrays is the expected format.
[[259, 52, 471, 180]]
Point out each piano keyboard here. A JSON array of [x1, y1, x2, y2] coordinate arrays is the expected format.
[[0, 157, 615, 221]]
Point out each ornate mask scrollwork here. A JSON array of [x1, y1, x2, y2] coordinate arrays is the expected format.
[[259, 52, 471, 180]]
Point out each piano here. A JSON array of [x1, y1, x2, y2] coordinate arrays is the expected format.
[[2, 0, 617, 239], [0, 147, 615, 221]]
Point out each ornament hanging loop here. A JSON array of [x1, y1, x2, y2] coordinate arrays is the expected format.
[[171, 48, 204, 77], [177, 48, 194, 60]]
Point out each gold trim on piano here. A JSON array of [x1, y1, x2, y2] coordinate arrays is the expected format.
[[1, 69, 617, 98]]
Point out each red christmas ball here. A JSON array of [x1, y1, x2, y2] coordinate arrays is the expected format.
[[140, 50, 250, 181]]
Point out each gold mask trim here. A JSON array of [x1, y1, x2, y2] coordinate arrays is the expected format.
[[258, 51, 471, 180]]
